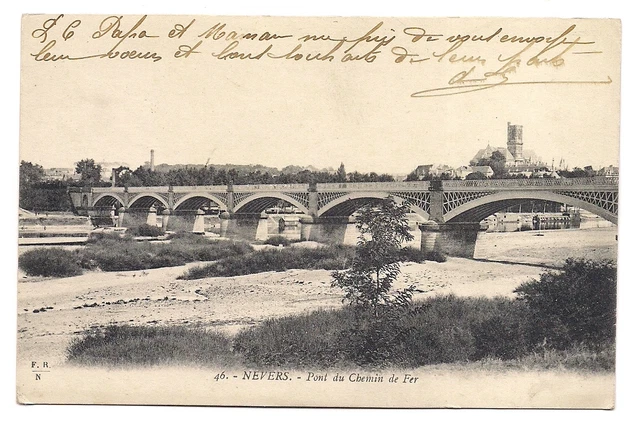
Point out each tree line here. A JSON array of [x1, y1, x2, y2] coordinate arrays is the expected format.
[[19, 160, 396, 211], [113, 162, 395, 187]]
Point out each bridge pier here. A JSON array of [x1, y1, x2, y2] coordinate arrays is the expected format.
[[299, 216, 358, 245], [192, 209, 206, 234], [255, 212, 269, 241], [419, 221, 486, 259], [218, 212, 262, 241]]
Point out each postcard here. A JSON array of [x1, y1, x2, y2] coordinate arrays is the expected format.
[[17, 14, 619, 408]]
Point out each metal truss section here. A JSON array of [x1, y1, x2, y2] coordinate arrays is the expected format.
[[210, 192, 229, 204], [443, 191, 494, 215], [232, 192, 254, 208], [284, 192, 309, 209], [318, 192, 348, 209], [395, 191, 430, 214], [557, 190, 618, 214], [172, 193, 186, 204]]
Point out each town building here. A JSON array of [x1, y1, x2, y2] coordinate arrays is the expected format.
[[452, 165, 494, 179], [413, 163, 453, 179], [597, 165, 619, 177], [43, 168, 79, 181]]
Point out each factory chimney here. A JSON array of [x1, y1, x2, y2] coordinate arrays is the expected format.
[[150, 149, 155, 171]]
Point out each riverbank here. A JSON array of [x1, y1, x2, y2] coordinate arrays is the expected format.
[[17, 227, 617, 367]]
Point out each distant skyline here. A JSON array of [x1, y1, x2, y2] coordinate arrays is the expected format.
[[23, 128, 616, 175]]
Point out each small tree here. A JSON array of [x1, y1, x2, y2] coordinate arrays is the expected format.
[[19, 161, 45, 186], [336, 162, 347, 182], [465, 171, 487, 180], [75, 158, 102, 186], [331, 197, 414, 316], [404, 171, 419, 182]]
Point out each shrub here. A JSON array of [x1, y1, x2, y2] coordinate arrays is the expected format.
[[19, 248, 83, 277], [130, 224, 164, 237], [395, 247, 425, 263], [514, 258, 616, 350], [425, 251, 447, 263], [233, 308, 351, 367], [234, 295, 532, 368], [263, 235, 292, 246]]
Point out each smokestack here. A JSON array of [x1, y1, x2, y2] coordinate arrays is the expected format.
[[150, 149, 155, 171]]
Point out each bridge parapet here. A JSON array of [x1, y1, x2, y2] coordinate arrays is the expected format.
[[442, 177, 618, 191], [232, 183, 309, 192], [92, 187, 126, 193], [317, 181, 431, 192], [172, 185, 228, 193], [127, 186, 171, 193]]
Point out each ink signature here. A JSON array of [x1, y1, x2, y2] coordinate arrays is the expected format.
[[410, 25, 612, 98]]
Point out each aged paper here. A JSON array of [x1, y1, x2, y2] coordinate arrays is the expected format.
[[18, 14, 620, 408]]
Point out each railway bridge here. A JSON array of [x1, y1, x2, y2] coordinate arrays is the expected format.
[[69, 177, 618, 257]]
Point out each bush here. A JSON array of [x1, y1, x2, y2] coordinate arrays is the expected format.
[[19, 248, 83, 277], [263, 235, 291, 246], [425, 251, 447, 263], [234, 309, 351, 367], [234, 295, 533, 368], [395, 247, 426, 263], [514, 258, 616, 350], [130, 224, 164, 237]]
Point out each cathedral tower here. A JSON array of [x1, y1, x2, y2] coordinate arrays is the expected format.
[[507, 122, 524, 164]]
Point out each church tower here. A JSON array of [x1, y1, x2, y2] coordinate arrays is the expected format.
[[507, 122, 524, 165]]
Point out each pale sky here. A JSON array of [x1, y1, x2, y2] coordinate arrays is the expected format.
[[20, 15, 620, 174]]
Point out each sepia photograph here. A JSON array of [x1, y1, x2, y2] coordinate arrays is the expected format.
[[13, 6, 627, 412]]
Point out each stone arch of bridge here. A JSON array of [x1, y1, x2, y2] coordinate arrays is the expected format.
[[233, 192, 310, 215], [444, 190, 617, 224], [127, 193, 170, 210], [173, 193, 228, 211], [317, 192, 430, 220]]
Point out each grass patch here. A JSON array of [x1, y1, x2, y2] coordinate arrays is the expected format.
[[130, 224, 165, 237], [179, 245, 357, 279], [180, 245, 433, 280], [233, 295, 534, 368], [82, 235, 254, 272], [508, 344, 615, 372], [68, 297, 614, 371], [66, 258, 615, 371], [67, 325, 239, 367], [19, 234, 254, 277]]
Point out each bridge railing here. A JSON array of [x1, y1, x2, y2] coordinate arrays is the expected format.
[[317, 181, 431, 191], [126, 186, 171, 193], [442, 176, 618, 189], [172, 185, 228, 193], [92, 187, 125, 193], [232, 183, 309, 192], [88, 177, 618, 195]]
